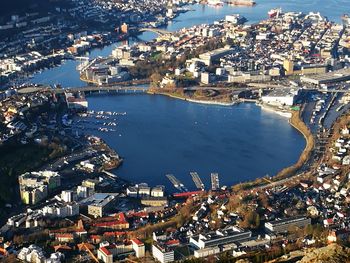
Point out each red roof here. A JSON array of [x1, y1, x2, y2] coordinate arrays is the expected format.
[[56, 233, 74, 239], [104, 232, 115, 236], [131, 238, 144, 246], [95, 221, 128, 227], [127, 211, 149, 218], [118, 213, 127, 223], [166, 239, 180, 246], [100, 246, 112, 256], [173, 191, 203, 197]]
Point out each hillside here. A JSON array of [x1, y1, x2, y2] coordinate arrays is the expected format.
[[0, 0, 70, 18]]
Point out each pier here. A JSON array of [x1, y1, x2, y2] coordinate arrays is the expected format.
[[166, 174, 187, 192], [210, 173, 220, 190], [190, 172, 205, 190]]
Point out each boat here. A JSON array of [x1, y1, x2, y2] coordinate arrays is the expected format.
[[342, 14, 350, 27], [228, 0, 255, 6], [268, 8, 282, 18], [225, 14, 247, 25], [336, 104, 344, 112], [207, 0, 224, 6]]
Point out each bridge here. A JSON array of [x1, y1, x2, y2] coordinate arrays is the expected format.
[[53, 85, 148, 94], [138, 27, 172, 36]]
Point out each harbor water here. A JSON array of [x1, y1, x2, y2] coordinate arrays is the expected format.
[[29, 0, 349, 191], [77, 95, 305, 192]]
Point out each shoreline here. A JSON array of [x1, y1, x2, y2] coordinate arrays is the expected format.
[[148, 90, 237, 106], [275, 109, 314, 179]]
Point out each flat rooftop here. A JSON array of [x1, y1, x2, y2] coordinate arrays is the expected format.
[[301, 67, 350, 83]]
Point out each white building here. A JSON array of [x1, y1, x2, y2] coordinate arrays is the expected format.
[[151, 186, 164, 197], [261, 88, 299, 106], [126, 186, 138, 198], [18, 245, 46, 263], [61, 190, 75, 203], [194, 246, 220, 258], [152, 244, 174, 263], [131, 238, 145, 258]]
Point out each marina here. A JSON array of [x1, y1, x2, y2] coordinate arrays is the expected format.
[[190, 172, 205, 190], [211, 173, 220, 190]]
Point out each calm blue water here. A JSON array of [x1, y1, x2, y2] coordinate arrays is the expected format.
[[82, 95, 305, 191]]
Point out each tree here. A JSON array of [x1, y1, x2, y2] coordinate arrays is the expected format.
[[150, 72, 162, 86]]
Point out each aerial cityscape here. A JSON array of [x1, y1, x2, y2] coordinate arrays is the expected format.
[[1, 0, 350, 262]]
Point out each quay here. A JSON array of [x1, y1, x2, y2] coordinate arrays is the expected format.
[[190, 172, 205, 190]]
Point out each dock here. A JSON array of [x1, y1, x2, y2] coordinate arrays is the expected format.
[[211, 173, 220, 190], [166, 174, 187, 192], [190, 172, 205, 190]]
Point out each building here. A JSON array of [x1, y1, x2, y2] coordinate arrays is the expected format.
[[126, 186, 138, 197], [82, 179, 99, 190], [194, 246, 220, 258], [283, 59, 294, 75], [20, 185, 48, 205], [261, 88, 299, 106], [17, 245, 46, 263], [94, 213, 129, 230], [300, 67, 350, 85], [19, 171, 61, 190], [151, 186, 165, 197], [65, 92, 88, 110], [199, 46, 235, 66], [138, 185, 151, 197], [131, 238, 145, 258], [121, 23, 128, 34], [190, 227, 252, 249], [61, 190, 75, 203], [141, 197, 168, 207], [264, 216, 311, 234], [98, 246, 113, 263], [152, 243, 174, 263], [42, 202, 79, 218], [77, 186, 90, 198], [55, 233, 75, 243], [97, 241, 134, 263], [83, 193, 116, 218], [18, 171, 61, 205]]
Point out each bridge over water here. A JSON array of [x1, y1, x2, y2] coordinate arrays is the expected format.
[[57, 85, 148, 94], [138, 27, 172, 36]]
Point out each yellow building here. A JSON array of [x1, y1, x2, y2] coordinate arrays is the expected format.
[[283, 59, 294, 76]]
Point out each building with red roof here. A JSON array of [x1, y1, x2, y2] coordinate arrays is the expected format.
[[131, 238, 145, 258]]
